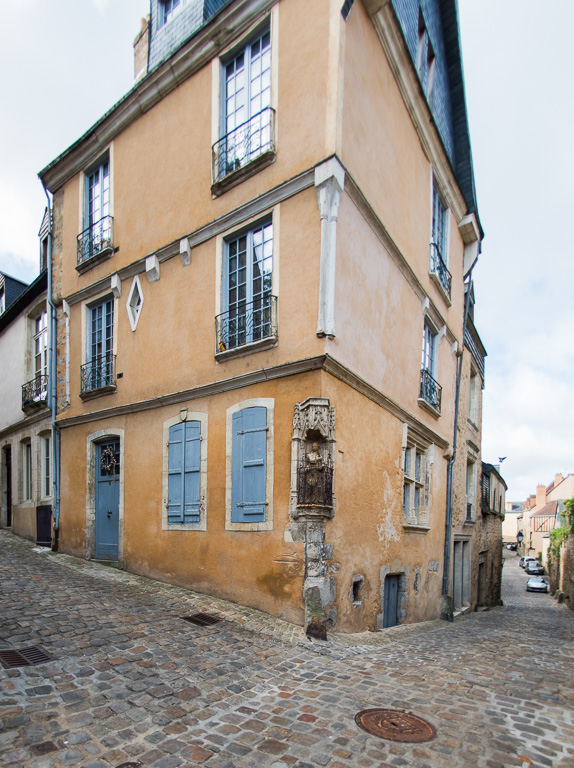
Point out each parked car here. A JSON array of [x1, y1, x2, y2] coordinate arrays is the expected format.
[[519, 556, 537, 568], [526, 576, 549, 593], [525, 561, 545, 575], [506, 543, 517, 551]]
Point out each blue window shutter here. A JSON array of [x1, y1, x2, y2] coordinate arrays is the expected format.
[[232, 407, 267, 523], [183, 421, 201, 524], [168, 423, 184, 524], [168, 421, 202, 525]]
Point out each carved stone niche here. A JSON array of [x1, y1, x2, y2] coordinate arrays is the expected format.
[[290, 398, 336, 521]]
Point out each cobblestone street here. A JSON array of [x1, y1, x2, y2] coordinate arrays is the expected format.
[[1, 531, 573, 768]]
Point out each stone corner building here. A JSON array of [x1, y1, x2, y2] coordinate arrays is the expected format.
[[37, 0, 495, 633]]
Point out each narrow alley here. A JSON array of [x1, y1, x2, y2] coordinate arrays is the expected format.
[[1, 532, 573, 768]]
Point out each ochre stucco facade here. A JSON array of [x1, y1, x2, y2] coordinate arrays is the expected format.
[[39, 0, 492, 633]]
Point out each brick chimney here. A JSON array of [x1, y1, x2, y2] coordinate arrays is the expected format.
[[536, 483, 546, 508], [554, 473, 564, 487], [134, 16, 150, 83]]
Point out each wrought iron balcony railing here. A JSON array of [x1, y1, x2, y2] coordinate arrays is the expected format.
[[216, 294, 277, 353], [80, 353, 116, 396], [22, 374, 48, 410], [212, 107, 275, 184], [429, 242, 452, 299], [419, 367, 442, 413], [77, 215, 114, 266]]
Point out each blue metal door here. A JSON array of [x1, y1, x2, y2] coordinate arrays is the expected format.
[[383, 574, 399, 628], [95, 440, 119, 559]]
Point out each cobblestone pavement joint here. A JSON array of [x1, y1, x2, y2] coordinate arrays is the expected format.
[[1, 530, 573, 768]]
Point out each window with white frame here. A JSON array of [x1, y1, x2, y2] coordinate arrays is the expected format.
[[429, 183, 451, 300], [42, 434, 51, 498], [432, 185, 448, 261], [22, 440, 32, 501], [213, 26, 273, 183], [402, 429, 431, 528], [468, 366, 479, 425], [163, 413, 207, 531], [226, 399, 274, 531], [34, 311, 48, 380], [417, 11, 435, 100], [127, 275, 144, 332], [78, 156, 112, 265], [159, 0, 181, 26], [217, 219, 276, 352], [466, 456, 477, 521], [81, 297, 115, 396], [419, 319, 442, 413]]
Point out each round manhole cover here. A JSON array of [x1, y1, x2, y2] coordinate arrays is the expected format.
[[355, 708, 436, 743]]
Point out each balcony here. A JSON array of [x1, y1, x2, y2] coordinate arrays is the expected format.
[[76, 215, 114, 271], [80, 353, 116, 399], [429, 242, 452, 302], [212, 108, 276, 195], [22, 374, 48, 412], [215, 295, 277, 360], [418, 367, 442, 415]]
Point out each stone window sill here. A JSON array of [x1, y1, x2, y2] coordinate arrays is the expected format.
[[211, 150, 276, 197]]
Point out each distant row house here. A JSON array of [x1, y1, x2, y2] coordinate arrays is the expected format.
[[0, 215, 52, 544], [1, 0, 505, 634]]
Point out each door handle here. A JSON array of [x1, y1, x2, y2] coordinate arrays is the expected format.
[[107, 510, 112, 518]]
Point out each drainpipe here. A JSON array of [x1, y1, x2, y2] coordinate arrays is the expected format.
[[41, 180, 60, 551], [440, 265, 475, 620]]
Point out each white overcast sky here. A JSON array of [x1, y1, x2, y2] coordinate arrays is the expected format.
[[0, 0, 572, 501]]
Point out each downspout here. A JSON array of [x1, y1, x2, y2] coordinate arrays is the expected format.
[[41, 180, 60, 551], [440, 264, 476, 620]]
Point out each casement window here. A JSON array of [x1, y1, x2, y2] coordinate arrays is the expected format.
[[159, 0, 181, 26], [419, 320, 442, 413], [78, 156, 112, 266], [42, 435, 51, 499], [417, 12, 435, 100], [432, 185, 448, 261], [422, 321, 437, 377], [22, 441, 32, 501], [213, 26, 274, 184], [226, 400, 274, 531], [402, 429, 431, 528], [34, 311, 48, 380], [22, 310, 49, 407], [429, 183, 451, 300], [167, 421, 201, 525], [468, 367, 479, 425], [81, 298, 115, 396], [217, 220, 276, 353], [466, 457, 477, 521]]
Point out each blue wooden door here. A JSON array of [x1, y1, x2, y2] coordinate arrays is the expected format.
[[383, 574, 399, 628], [95, 440, 119, 559]]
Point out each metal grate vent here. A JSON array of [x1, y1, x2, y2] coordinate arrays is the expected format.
[[180, 612, 222, 627], [0, 646, 56, 669]]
